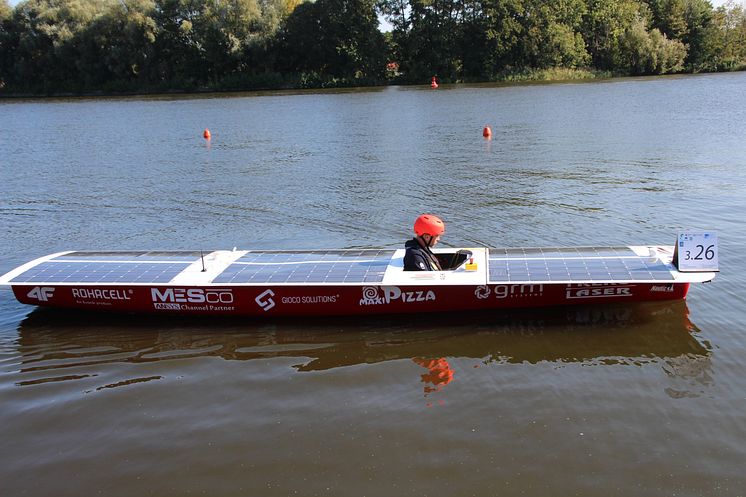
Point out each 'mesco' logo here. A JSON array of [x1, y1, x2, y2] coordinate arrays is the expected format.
[[151, 288, 234, 304]]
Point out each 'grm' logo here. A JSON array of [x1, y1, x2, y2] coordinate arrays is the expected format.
[[27, 287, 55, 302], [255, 289, 276, 311], [474, 285, 491, 299]]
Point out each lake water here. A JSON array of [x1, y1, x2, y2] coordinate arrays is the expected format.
[[1, 73, 745, 496]]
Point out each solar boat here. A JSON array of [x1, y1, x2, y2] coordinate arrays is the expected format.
[[0, 242, 717, 316]]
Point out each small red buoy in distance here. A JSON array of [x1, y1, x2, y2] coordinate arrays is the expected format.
[[203, 128, 211, 140], [483, 126, 492, 139], [431, 76, 438, 89]]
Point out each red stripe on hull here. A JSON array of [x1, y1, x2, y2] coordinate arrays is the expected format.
[[11, 282, 690, 316]]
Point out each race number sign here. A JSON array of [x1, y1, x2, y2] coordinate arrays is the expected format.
[[675, 232, 719, 272]]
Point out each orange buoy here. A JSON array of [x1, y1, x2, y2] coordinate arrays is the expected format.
[[431, 76, 438, 89], [203, 128, 211, 140], [482, 126, 492, 139]]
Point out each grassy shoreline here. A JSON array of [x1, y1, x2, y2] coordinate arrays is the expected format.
[[1, 66, 744, 99]]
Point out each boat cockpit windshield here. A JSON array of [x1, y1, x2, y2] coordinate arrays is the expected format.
[[435, 249, 473, 270]]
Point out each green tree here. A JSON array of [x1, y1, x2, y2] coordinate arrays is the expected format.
[[4, 0, 111, 91], [618, 15, 686, 73], [237, 0, 298, 81], [0, 0, 10, 20], [78, 0, 157, 88], [199, 0, 261, 82], [0, 0, 12, 88], [257, 0, 299, 35], [714, 1, 746, 68], [584, 0, 650, 70], [647, 0, 722, 70], [681, 0, 717, 70], [472, 0, 525, 76], [277, 0, 386, 85], [522, 0, 590, 68], [151, 0, 209, 86], [404, 0, 466, 82], [647, 0, 688, 38]]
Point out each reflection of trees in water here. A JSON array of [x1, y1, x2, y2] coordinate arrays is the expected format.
[[14, 301, 711, 393]]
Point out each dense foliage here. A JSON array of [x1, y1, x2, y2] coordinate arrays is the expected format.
[[0, 0, 744, 94]]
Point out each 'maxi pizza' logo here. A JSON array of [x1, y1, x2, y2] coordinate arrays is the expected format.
[[360, 286, 435, 305]]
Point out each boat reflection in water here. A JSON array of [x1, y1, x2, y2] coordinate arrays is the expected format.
[[14, 300, 710, 399]]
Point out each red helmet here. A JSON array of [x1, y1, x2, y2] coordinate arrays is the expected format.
[[414, 214, 445, 237]]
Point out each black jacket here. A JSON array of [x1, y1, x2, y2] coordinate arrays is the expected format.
[[404, 238, 442, 271]]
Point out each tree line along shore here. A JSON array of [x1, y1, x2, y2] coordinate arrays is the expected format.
[[1, 0, 745, 96]]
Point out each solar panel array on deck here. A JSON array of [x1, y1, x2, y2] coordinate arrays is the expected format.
[[7, 248, 677, 286], [213, 250, 393, 284], [9, 252, 199, 284], [487, 246, 674, 283]]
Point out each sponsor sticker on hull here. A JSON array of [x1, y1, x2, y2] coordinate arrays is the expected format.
[[26, 287, 55, 302], [280, 295, 339, 305], [474, 284, 544, 300], [565, 283, 634, 299], [151, 288, 236, 312], [650, 284, 675, 293], [359, 286, 436, 306], [255, 289, 275, 312], [72, 287, 133, 307], [254, 290, 342, 312], [72, 288, 132, 301]]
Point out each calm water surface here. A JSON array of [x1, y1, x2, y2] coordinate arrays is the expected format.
[[1, 73, 745, 496]]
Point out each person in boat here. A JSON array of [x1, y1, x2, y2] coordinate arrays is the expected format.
[[404, 214, 445, 271]]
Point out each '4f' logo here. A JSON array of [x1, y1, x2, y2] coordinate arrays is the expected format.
[[27, 287, 55, 302]]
